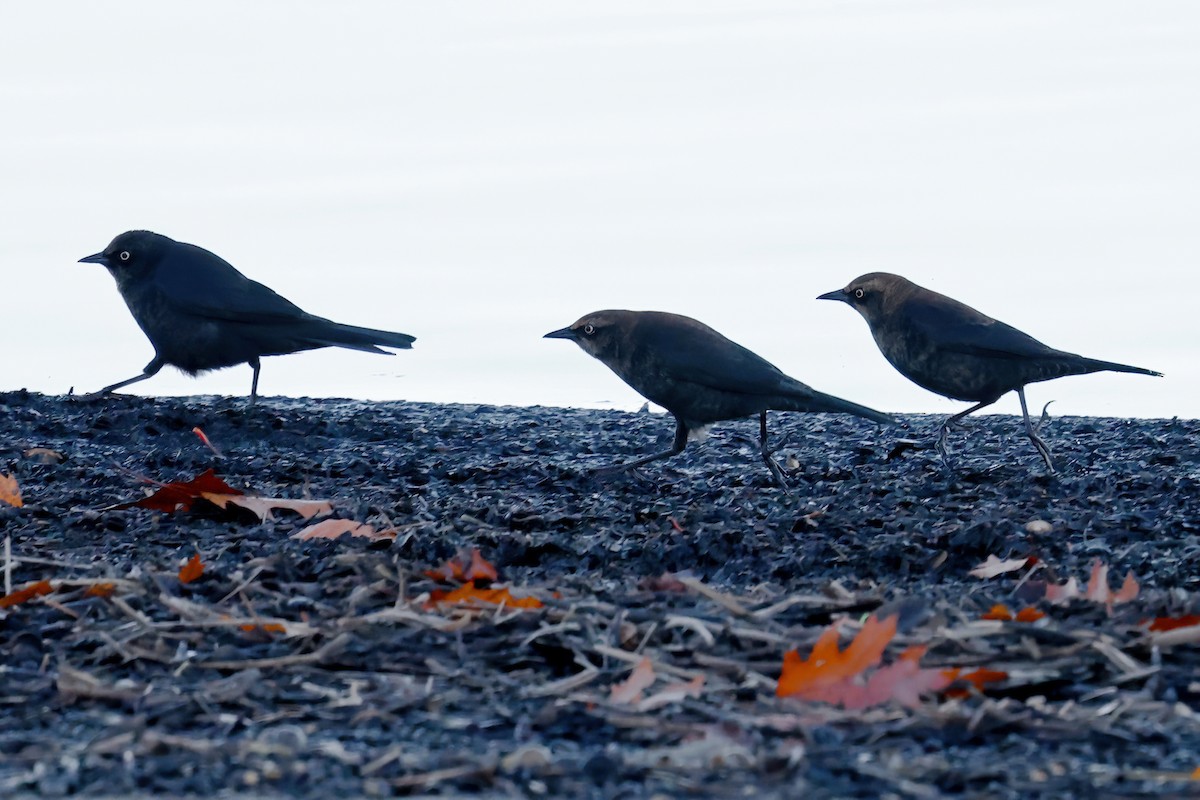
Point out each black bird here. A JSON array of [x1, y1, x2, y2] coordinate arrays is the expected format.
[[544, 310, 893, 489], [80, 230, 415, 404], [817, 272, 1162, 472]]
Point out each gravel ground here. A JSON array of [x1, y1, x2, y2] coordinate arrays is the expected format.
[[1, 390, 1199, 798]]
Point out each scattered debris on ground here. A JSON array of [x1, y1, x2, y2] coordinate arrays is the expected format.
[[1, 390, 1198, 798]]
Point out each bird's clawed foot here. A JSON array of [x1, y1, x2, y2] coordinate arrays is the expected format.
[[935, 424, 957, 473], [1033, 401, 1055, 434], [761, 452, 792, 494]]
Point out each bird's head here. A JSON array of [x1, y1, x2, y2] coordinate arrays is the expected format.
[[817, 272, 912, 326], [79, 230, 171, 276], [543, 310, 631, 361]]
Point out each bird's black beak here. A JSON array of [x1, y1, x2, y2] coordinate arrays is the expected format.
[[543, 326, 577, 340], [816, 289, 848, 303], [79, 252, 109, 266]]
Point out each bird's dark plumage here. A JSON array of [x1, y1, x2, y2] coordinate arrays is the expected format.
[[81, 230, 415, 403], [818, 272, 1161, 472], [545, 310, 893, 489]]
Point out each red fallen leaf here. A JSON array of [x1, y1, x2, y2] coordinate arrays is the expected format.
[[239, 622, 287, 634], [1147, 615, 1200, 632], [424, 548, 499, 583], [610, 657, 656, 705], [1192, 766, 1200, 780], [981, 604, 1014, 621], [84, 583, 116, 598], [109, 469, 332, 522], [426, 581, 543, 610], [291, 519, 397, 542], [1014, 607, 1046, 622], [0, 579, 52, 608], [115, 469, 241, 512], [178, 554, 204, 584], [776, 615, 898, 699], [0, 473, 23, 508]]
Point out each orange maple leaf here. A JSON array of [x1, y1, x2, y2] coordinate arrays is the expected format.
[[776, 614, 898, 698], [0, 473, 23, 508], [981, 605, 1045, 622], [426, 581, 543, 610], [425, 548, 499, 584], [941, 667, 1009, 699], [1148, 614, 1200, 632], [0, 579, 53, 608], [981, 604, 1013, 621], [178, 554, 204, 584]]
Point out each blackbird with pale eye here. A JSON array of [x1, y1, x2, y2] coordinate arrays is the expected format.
[[817, 272, 1161, 473], [544, 309, 893, 490], [80, 230, 415, 404]]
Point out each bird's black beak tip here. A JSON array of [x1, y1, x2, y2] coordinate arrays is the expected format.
[[79, 252, 108, 265], [543, 327, 576, 340], [816, 289, 847, 302]]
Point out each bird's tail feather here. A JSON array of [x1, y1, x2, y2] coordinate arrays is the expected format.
[[1076, 357, 1162, 379], [784, 390, 895, 425], [311, 321, 416, 354]]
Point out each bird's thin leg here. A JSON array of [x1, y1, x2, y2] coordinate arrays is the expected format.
[[936, 399, 994, 471], [1018, 387, 1056, 473], [759, 410, 790, 493], [93, 358, 164, 397], [248, 358, 261, 407], [596, 418, 688, 474]]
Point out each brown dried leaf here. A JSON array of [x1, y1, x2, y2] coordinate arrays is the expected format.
[[0, 473, 23, 508], [203, 494, 333, 522], [178, 554, 204, 584], [23, 447, 66, 464], [969, 555, 1030, 579], [637, 674, 705, 711], [291, 519, 397, 542], [610, 657, 656, 705], [0, 579, 52, 608]]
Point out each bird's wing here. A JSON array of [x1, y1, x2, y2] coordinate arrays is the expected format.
[[906, 300, 1060, 360], [151, 245, 312, 324], [643, 321, 800, 395]]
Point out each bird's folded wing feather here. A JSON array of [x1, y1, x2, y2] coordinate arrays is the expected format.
[[151, 258, 312, 324], [646, 326, 805, 396], [907, 301, 1061, 360]]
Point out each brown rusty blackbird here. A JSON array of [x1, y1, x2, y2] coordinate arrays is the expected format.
[[80, 230, 415, 404], [817, 272, 1161, 473], [544, 309, 893, 490]]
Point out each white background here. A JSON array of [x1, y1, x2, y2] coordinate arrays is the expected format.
[[2, 1, 1196, 419]]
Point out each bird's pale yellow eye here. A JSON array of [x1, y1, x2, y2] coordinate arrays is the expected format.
[[583, 324, 596, 335], [119, 251, 132, 262], [854, 288, 865, 299]]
